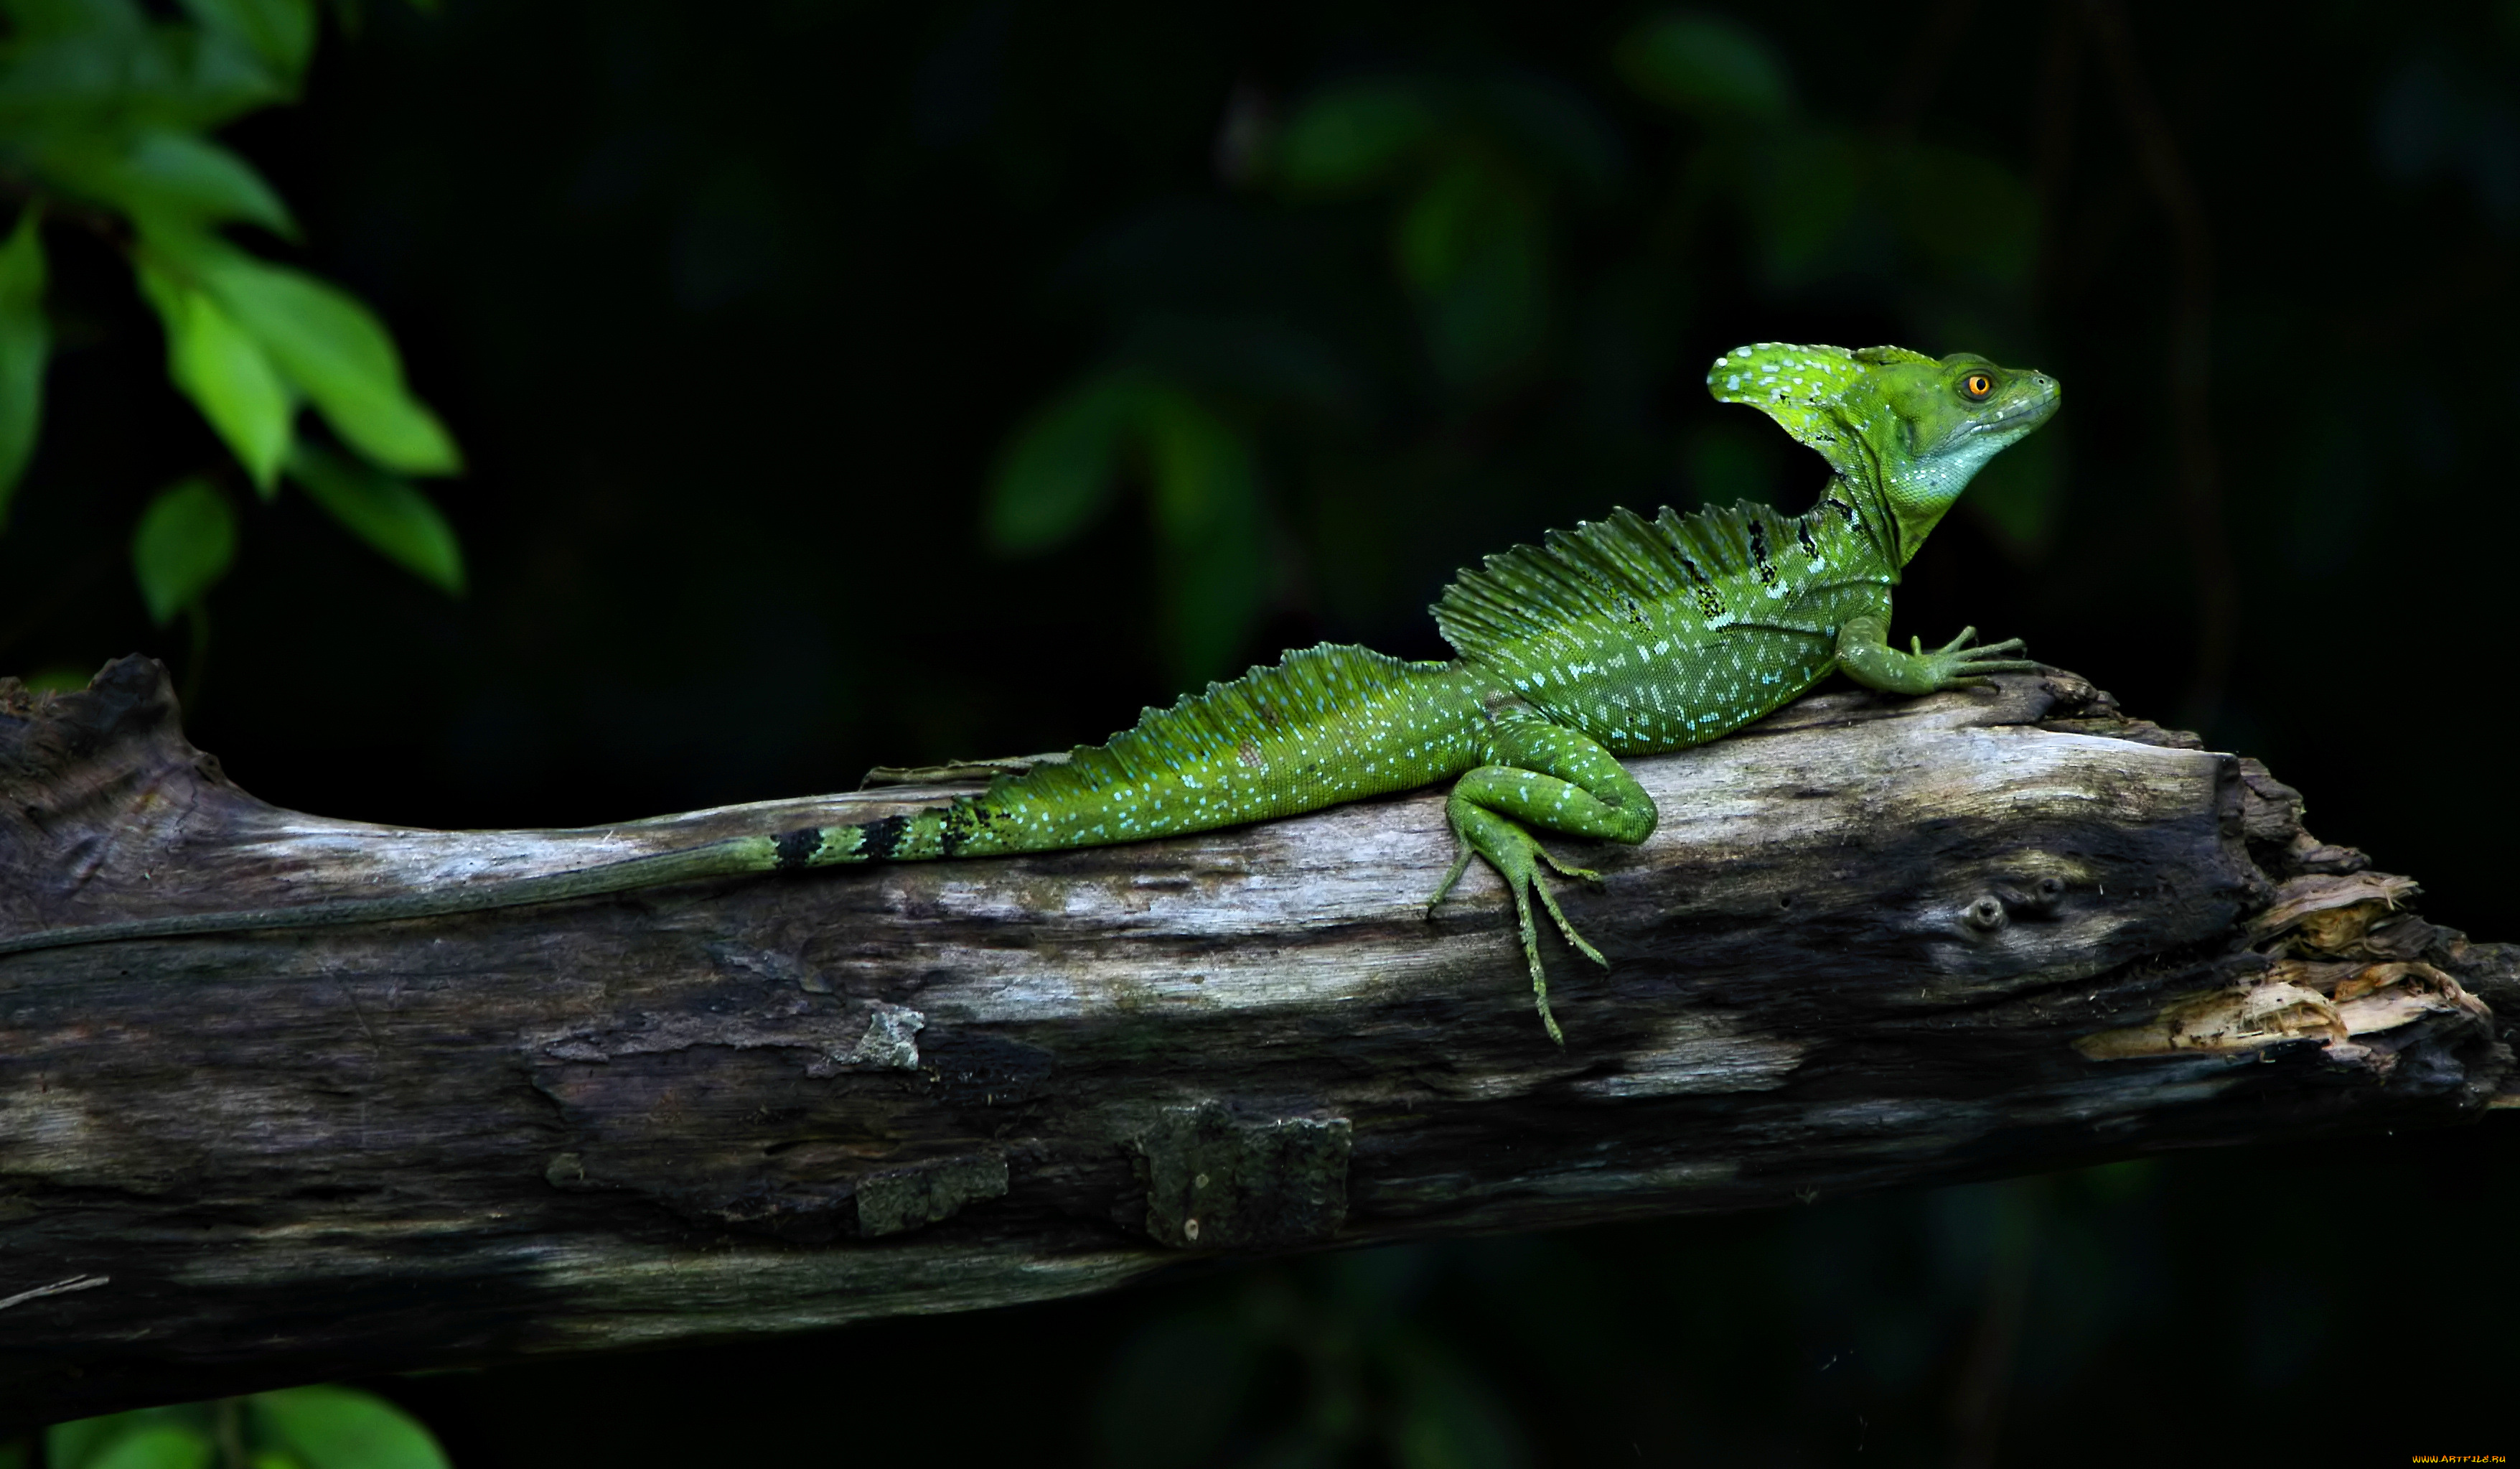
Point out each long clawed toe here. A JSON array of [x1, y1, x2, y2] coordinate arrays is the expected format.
[[1426, 811, 1613, 1043], [1531, 877, 1607, 968], [1915, 626, 2036, 692], [1921, 628, 2030, 660], [1425, 847, 1476, 918], [1537, 848, 1603, 885], [1507, 886, 1569, 1047], [1519, 837, 1609, 967]]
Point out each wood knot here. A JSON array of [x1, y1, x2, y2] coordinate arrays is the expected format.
[[1990, 876, 2069, 916]]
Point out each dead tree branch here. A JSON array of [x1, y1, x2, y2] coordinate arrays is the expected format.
[[0, 657, 2509, 1424]]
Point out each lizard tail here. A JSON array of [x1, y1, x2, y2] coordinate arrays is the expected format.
[[1, 645, 1474, 956], [0, 834, 784, 958]]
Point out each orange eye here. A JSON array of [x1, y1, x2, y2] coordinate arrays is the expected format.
[[1962, 373, 1994, 400]]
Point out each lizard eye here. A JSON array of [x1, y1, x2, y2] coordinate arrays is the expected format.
[[1961, 373, 1995, 401]]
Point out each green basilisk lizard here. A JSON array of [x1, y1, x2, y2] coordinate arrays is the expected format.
[[0, 342, 2060, 1041]]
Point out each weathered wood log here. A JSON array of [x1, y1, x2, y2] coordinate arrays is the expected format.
[[0, 656, 2509, 1424]]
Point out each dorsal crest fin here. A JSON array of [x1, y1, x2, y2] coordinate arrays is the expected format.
[[1432, 503, 1777, 665], [988, 643, 1434, 801]]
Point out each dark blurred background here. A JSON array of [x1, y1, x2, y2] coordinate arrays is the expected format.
[[7, 0, 2518, 1462]]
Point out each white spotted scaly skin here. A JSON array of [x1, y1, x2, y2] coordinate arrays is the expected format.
[[0, 345, 2059, 1045]]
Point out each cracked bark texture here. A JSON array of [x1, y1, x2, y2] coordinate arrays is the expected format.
[[0, 656, 2510, 1425]]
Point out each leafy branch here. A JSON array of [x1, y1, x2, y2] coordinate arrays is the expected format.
[[0, 0, 460, 650]]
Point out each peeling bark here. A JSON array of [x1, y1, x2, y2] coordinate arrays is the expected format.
[[0, 656, 2509, 1424]]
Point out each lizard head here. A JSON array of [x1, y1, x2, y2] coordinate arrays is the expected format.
[[1706, 342, 2060, 564]]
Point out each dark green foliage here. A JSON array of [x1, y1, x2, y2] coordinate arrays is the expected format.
[[45, 1387, 446, 1469], [1614, 11, 1793, 123], [286, 439, 463, 593], [974, 7, 2064, 691], [128, 473, 233, 623], [0, 0, 459, 638], [988, 368, 1268, 681], [1091, 1250, 1534, 1469], [0, 208, 47, 523]]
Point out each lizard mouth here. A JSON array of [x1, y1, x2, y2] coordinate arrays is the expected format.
[[1965, 376, 2061, 437]]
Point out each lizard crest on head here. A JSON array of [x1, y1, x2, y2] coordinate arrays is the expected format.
[[1705, 342, 2060, 564]]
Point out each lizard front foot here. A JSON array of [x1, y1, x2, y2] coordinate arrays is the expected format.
[[1428, 805, 1607, 1045], [1840, 616, 2038, 696], [1912, 626, 2041, 691]]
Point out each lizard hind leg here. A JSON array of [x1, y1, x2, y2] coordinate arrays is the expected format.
[[1425, 710, 1657, 1043], [1433, 795, 1611, 1048]]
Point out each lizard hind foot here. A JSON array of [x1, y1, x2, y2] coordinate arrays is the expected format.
[[1509, 861, 1603, 1048], [1432, 808, 1610, 1045]]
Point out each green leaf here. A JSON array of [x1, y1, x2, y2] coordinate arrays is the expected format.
[[983, 371, 1145, 553], [988, 371, 1269, 683], [179, 0, 319, 79], [1741, 130, 1861, 287], [286, 439, 464, 593], [137, 258, 296, 491], [45, 131, 299, 237], [1384, 1340, 1529, 1469], [46, 1414, 215, 1469], [1138, 386, 1255, 545], [1397, 163, 1547, 387], [1459, 75, 1623, 195], [197, 255, 461, 475], [2, 0, 149, 45], [86, 1427, 215, 1469], [19, 665, 94, 694], [42, 1414, 111, 1469], [1274, 82, 1438, 194], [1394, 161, 1481, 295], [1138, 388, 1266, 685], [247, 1387, 449, 1469], [2074, 1157, 2160, 1204], [131, 476, 237, 624], [0, 14, 289, 132], [1613, 11, 1794, 123], [0, 208, 51, 526]]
